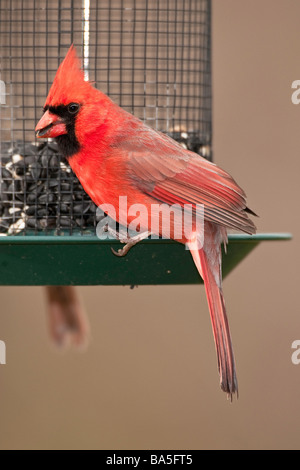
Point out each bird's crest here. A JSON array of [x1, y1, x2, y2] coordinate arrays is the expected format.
[[45, 45, 94, 107]]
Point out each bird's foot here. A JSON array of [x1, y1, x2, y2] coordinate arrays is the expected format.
[[111, 231, 151, 257]]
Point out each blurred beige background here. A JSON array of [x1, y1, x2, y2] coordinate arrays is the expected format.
[[0, 0, 299, 450]]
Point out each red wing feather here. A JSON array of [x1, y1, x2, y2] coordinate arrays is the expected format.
[[119, 124, 256, 234]]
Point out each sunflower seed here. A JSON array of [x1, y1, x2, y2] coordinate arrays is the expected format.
[[26, 218, 41, 229], [59, 217, 74, 227], [29, 162, 42, 180], [59, 204, 70, 214], [38, 193, 56, 204]]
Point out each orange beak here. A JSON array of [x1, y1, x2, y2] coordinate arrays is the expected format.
[[35, 110, 67, 138]]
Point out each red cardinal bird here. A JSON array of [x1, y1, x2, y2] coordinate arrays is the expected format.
[[36, 46, 256, 398]]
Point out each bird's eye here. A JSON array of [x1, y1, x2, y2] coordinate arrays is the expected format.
[[68, 103, 80, 114]]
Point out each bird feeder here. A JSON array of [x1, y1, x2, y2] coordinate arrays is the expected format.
[[0, 0, 290, 286]]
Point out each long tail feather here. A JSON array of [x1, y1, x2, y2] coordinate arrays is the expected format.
[[188, 229, 238, 399], [44, 286, 89, 347]]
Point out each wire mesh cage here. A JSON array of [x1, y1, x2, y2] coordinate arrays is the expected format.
[[0, 0, 212, 236]]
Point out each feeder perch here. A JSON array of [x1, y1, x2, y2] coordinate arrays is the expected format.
[[0, 1, 291, 286]]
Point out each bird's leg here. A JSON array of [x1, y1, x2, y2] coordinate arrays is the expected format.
[[111, 231, 151, 257], [104, 224, 130, 244]]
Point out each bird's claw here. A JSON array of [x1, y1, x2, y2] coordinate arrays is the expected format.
[[111, 231, 152, 257], [111, 242, 134, 257]]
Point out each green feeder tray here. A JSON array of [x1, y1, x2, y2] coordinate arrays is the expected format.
[[0, 233, 292, 286]]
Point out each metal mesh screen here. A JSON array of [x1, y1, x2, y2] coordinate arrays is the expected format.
[[0, 0, 212, 235]]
